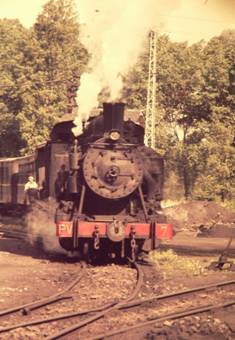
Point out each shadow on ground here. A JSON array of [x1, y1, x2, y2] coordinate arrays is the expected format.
[[0, 237, 70, 263]]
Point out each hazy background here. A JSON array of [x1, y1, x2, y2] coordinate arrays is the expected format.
[[1, 0, 235, 43]]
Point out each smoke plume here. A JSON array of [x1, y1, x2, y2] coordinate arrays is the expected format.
[[72, 0, 180, 136], [26, 200, 66, 254]]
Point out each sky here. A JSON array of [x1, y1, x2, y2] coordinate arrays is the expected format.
[[0, 0, 235, 43]]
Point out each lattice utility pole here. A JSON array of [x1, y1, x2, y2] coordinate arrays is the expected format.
[[144, 30, 157, 149]]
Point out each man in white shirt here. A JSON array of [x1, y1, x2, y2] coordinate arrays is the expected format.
[[24, 176, 39, 204]]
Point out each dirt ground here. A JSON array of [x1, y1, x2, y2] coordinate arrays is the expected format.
[[0, 236, 235, 339], [1, 199, 235, 338], [0, 238, 76, 310], [163, 200, 235, 232]]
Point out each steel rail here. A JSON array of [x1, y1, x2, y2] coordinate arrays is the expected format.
[[0, 277, 234, 334], [89, 299, 235, 340], [0, 227, 28, 240], [119, 278, 235, 310], [0, 264, 86, 317], [47, 261, 144, 340], [0, 302, 115, 333]]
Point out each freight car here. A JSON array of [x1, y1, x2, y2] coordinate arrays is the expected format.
[[54, 102, 165, 261]]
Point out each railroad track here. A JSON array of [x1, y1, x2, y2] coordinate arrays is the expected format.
[[49, 276, 235, 340], [0, 225, 28, 240], [0, 261, 143, 339], [0, 263, 86, 318], [0, 262, 234, 339], [89, 278, 235, 340]]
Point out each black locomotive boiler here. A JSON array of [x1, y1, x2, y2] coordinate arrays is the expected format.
[[55, 102, 165, 261]]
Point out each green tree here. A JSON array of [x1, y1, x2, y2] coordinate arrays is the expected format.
[[123, 32, 235, 201], [17, 0, 88, 152], [193, 118, 235, 201], [0, 19, 31, 156], [194, 31, 235, 200], [0, 1, 88, 156]]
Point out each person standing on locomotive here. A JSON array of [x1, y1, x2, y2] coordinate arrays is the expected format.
[[24, 176, 39, 204], [55, 164, 69, 200]]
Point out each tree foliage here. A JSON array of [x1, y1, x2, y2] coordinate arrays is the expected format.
[[18, 0, 88, 152], [0, 0, 88, 155], [0, 19, 30, 156], [123, 31, 235, 202]]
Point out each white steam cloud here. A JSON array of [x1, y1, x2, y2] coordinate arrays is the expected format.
[[72, 0, 180, 136], [26, 200, 66, 254]]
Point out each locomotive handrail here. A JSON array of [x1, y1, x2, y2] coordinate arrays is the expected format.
[[87, 142, 140, 148]]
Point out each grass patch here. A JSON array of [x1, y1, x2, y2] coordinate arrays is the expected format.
[[149, 249, 206, 277], [222, 199, 235, 213]]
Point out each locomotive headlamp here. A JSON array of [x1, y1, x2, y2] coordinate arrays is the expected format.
[[109, 130, 121, 141]]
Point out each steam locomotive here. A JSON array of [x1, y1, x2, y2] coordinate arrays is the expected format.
[[0, 102, 165, 261], [54, 102, 165, 261]]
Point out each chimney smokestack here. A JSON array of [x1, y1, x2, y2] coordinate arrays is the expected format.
[[103, 102, 125, 134]]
